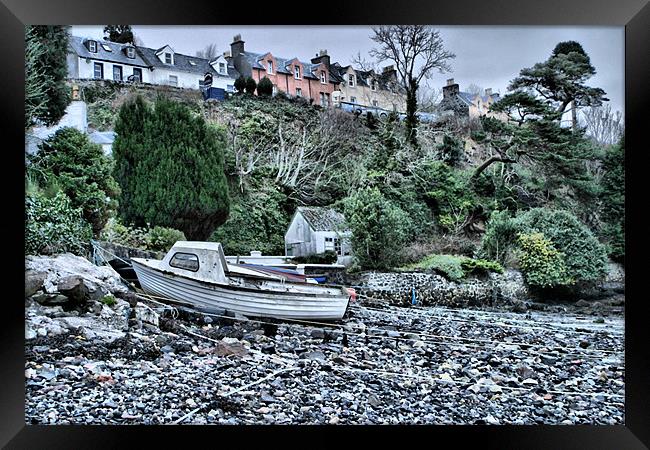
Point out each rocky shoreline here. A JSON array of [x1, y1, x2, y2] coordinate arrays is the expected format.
[[25, 254, 625, 425]]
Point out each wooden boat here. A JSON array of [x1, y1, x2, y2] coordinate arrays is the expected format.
[[131, 241, 353, 320]]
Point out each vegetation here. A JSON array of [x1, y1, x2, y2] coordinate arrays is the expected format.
[[25, 26, 71, 127], [100, 218, 186, 252], [599, 137, 625, 263], [103, 25, 135, 45], [404, 254, 503, 281], [27, 127, 120, 236], [291, 251, 338, 264], [257, 77, 273, 97], [516, 232, 571, 288], [112, 96, 230, 240], [245, 77, 257, 95], [234, 76, 246, 94]]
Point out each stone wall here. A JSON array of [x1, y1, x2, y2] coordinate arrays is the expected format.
[[352, 269, 529, 308]]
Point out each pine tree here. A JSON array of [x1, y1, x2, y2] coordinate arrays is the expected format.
[[113, 96, 231, 240], [103, 25, 135, 44]]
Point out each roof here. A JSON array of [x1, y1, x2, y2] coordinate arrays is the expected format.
[[240, 51, 329, 81], [89, 131, 116, 145], [68, 36, 150, 67], [297, 207, 349, 232], [330, 63, 404, 93], [137, 46, 238, 78]]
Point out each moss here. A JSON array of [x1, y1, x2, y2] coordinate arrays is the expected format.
[[101, 295, 116, 306]]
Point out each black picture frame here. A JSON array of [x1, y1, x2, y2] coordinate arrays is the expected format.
[[4, 0, 647, 447]]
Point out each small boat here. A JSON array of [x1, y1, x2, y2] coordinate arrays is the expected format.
[[131, 241, 354, 320]]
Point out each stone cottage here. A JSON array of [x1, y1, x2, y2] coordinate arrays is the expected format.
[[284, 207, 353, 266]]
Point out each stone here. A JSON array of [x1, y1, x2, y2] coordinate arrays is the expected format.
[[33, 294, 70, 307], [310, 329, 325, 339], [57, 276, 90, 304], [25, 270, 47, 297], [135, 305, 160, 327], [213, 342, 248, 357], [299, 351, 327, 363]]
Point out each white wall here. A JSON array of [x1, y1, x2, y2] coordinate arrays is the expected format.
[[150, 68, 205, 90], [285, 213, 315, 257], [73, 57, 151, 83]]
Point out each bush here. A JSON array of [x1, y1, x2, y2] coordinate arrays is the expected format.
[[234, 76, 246, 94], [25, 191, 92, 256], [437, 134, 464, 167], [101, 295, 116, 306], [87, 98, 117, 131], [100, 218, 185, 252], [145, 226, 186, 252], [404, 254, 503, 281], [516, 232, 571, 288], [245, 77, 257, 95], [257, 77, 273, 97], [599, 137, 624, 262], [478, 210, 519, 264], [344, 187, 408, 270], [28, 127, 120, 236], [291, 251, 338, 264]]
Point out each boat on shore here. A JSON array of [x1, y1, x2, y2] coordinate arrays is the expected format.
[[131, 241, 353, 320]]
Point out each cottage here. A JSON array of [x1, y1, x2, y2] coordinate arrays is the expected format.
[[438, 78, 507, 120], [285, 207, 353, 266], [229, 35, 342, 106], [67, 36, 240, 92], [331, 63, 406, 114]]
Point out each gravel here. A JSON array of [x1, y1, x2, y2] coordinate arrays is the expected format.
[[25, 298, 625, 425]]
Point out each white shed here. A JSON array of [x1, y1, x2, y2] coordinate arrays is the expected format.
[[284, 207, 353, 266]]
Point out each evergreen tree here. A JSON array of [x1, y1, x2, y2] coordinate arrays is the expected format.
[[26, 26, 71, 126], [234, 75, 246, 94], [245, 77, 257, 95], [257, 77, 273, 97], [599, 137, 625, 262], [103, 25, 135, 44], [113, 96, 230, 240]]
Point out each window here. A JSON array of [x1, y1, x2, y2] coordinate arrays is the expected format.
[[88, 40, 97, 53], [227, 84, 234, 92], [324, 237, 334, 251], [219, 62, 226, 74], [168, 75, 178, 86], [319, 92, 326, 107], [371, 79, 377, 91], [294, 66, 301, 79], [334, 238, 342, 256], [113, 65, 123, 81], [295, 87, 302, 97], [320, 71, 326, 84], [101, 43, 112, 52], [272, 85, 277, 95], [267, 60, 273, 74], [93, 62, 103, 79], [169, 253, 199, 272], [126, 47, 135, 59], [132, 68, 142, 82], [165, 53, 173, 64], [325, 93, 330, 106], [348, 74, 355, 87], [372, 100, 378, 107], [350, 96, 357, 104]]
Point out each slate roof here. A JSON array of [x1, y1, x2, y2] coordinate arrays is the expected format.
[[137, 46, 238, 79], [330, 63, 404, 93], [297, 207, 349, 232], [241, 51, 333, 81], [69, 36, 150, 67]]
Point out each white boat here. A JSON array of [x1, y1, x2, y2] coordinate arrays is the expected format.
[[131, 241, 353, 320]]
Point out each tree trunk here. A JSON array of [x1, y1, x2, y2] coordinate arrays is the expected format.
[[405, 77, 419, 147], [471, 156, 516, 180]]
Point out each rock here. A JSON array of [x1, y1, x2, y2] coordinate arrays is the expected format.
[[522, 378, 538, 386], [511, 301, 528, 313], [25, 270, 46, 297], [58, 316, 126, 343], [299, 351, 327, 363], [135, 305, 159, 327], [160, 345, 174, 354], [57, 276, 90, 304], [33, 294, 70, 307], [579, 341, 590, 349], [261, 344, 276, 355], [213, 342, 248, 357], [310, 329, 325, 339]]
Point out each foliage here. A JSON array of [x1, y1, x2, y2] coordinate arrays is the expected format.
[[478, 210, 519, 264], [28, 127, 120, 236], [404, 253, 502, 281], [112, 95, 230, 240], [25, 191, 92, 256], [87, 98, 117, 130], [100, 218, 186, 252], [257, 77, 274, 97], [291, 251, 338, 264], [103, 25, 135, 44], [344, 187, 408, 270], [245, 77, 257, 95], [146, 226, 187, 252], [25, 26, 71, 127], [436, 134, 464, 167], [516, 232, 571, 288], [25, 27, 48, 129], [234, 76, 246, 94], [598, 137, 625, 262], [101, 295, 117, 306]]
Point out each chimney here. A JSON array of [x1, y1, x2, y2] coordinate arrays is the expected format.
[[443, 78, 459, 99], [231, 34, 245, 57], [310, 49, 330, 69], [382, 64, 397, 82], [223, 50, 231, 59], [485, 88, 492, 96], [230, 34, 251, 77]]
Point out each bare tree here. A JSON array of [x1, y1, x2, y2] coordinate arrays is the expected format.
[[367, 26, 456, 145], [195, 43, 220, 61], [417, 82, 442, 113], [581, 104, 624, 146], [466, 83, 484, 96]]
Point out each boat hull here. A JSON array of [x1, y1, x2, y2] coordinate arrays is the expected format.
[[132, 260, 350, 320]]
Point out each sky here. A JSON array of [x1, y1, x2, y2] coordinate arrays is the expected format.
[[72, 25, 625, 115]]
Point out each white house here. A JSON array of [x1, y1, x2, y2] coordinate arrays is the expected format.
[[67, 36, 240, 92], [285, 207, 353, 266]]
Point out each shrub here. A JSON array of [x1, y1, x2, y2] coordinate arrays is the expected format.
[[145, 226, 186, 252], [257, 77, 273, 97], [437, 134, 464, 167], [478, 210, 519, 264], [28, 127, 120, 236], [234, 76, 246, 94], [291, 251, 338, 264], [516, 232, 571, 288], [25, 191, 92, 256], [101, 295, 116, 306], [404, 254, 503, 281], [245, 77, 257, 95], [87, 98, 117, 130], [599, 137, 624, 263], [344, 187, 408, 270]]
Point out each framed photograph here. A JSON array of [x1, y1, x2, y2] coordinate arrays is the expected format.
[[7, 0, 647, 447]]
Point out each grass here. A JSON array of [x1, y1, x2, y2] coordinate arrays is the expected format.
[[402, 254, 503, 281]]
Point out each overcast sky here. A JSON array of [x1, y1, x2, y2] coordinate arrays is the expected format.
[[72, 25, 624, 114]]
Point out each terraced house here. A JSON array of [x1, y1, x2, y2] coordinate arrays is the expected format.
[[229, 35, 342, 106], [67, 36, 239, 91], [331, 64, 407, 114], [438, 78, 507, 120]]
